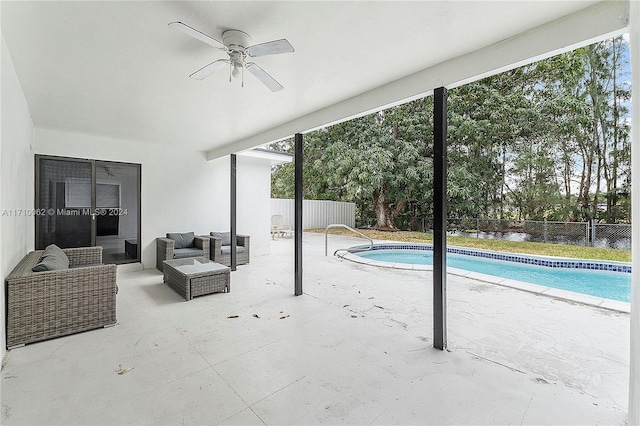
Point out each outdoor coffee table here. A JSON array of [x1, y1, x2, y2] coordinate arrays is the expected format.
[[162, 257, 230, 300]]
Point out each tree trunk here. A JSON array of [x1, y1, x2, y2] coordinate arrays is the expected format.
[[611, 37, 620, 221], [563, 140, 572, 220], [372, 183, 405, 230], [581, 145, 593, 221], [500, 143, 506, 220]]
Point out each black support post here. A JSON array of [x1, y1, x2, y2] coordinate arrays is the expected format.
[[294, 133, 303, 296], [230, 154, 237, 271], [433, 87, 448, 350]]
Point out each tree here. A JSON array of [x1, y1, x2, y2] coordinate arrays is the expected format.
[[539, 37, 632, 222], [270, 99, 434, 229], [319, 100, 434, 229], [269, 36, 631, 227], [448, 70, 536, 219]]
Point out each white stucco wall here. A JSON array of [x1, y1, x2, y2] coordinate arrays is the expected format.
[[191, 154, 272, 257], [34, 129, 272, 269], [1, 36, 35, 359], [212, 154, 271, 257], [237, 155, 272, 256]]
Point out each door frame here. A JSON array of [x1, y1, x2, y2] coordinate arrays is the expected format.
[[35, 154, 142, 263]]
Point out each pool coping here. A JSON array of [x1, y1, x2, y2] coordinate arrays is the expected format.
[[336, 243, 631, 314]]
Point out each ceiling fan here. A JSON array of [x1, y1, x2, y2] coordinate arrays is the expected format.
[[169, 21, 294, 92]]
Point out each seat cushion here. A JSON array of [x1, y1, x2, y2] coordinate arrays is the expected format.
[[210, 232, 231, 246], [221, 246, 246, 255], [173, 248, 204, 259], [32, 244, 70, 272], [167, 232, 195, 249]]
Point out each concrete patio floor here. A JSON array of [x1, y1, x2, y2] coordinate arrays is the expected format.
[[1, 233, 631, 425]]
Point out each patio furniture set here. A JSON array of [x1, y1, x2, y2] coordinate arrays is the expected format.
[[155, 231, 250, 271], [156, 231, 250, 301], [5, 231, 249, 348]]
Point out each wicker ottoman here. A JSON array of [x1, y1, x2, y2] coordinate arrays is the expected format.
[[163, 257, 230, 301]]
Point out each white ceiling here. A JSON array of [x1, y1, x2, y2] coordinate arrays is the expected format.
[[0, 1, 615, 157]]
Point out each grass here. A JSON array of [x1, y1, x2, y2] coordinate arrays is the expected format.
[[311, 228, 631, 262]]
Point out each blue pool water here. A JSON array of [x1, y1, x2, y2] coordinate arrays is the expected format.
[[356, 249, 631, 302]]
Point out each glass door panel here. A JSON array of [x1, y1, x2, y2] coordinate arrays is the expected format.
[[36, 157, 93, 249], [95, 161, 141, 263]]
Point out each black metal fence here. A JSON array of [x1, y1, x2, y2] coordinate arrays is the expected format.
[[592, 223, 632, 250], [391, 218, 631, 250]]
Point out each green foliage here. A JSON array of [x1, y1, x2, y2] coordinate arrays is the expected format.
[[270, 36, 631, 228]]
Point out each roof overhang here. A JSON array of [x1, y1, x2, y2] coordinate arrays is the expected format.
[[206, 0, 629, 160], [0, 1, 630, 160], [239, 148, 293, 165]]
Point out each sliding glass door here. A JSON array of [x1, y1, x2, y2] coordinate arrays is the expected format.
[[94, 161, 141, 263], [35, 155, 141, 264]]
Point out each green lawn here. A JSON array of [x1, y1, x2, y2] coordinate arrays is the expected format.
[[313, 228, 631, 262]]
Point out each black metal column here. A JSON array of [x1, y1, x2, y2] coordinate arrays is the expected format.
[[294, 133, 303, 296], [230, 154, 237, 271], [433, 87, 448, 350]]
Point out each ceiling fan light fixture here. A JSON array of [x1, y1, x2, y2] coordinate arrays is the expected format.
[[232, 63, 241, 78]]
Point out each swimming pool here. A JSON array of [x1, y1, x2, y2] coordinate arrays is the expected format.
[[341, 244, 631, 303]]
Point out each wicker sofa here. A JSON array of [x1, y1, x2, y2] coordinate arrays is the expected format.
[[5, 246, 117, 349], [209, 232, 250, 266], [156, 232, 210, 272]]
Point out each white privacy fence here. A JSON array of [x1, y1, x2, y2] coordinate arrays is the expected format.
[[271, 199, 356, 229]]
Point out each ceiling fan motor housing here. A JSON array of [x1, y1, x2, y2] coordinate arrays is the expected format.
[[222, 29, 253, 52], [223, 30, 252, 76]]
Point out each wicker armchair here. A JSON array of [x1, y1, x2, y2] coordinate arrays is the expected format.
[[209, 234, 250, 266], [6, 246, 117, 349], [156, 232, 210, 272]]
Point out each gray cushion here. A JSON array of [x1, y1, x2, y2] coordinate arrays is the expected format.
[[32, 244, 70, 272], [210, 231, 231, 246], [221, 246, 246, 255], [173, 248, 204, 259], [167, 232, 195, 249]]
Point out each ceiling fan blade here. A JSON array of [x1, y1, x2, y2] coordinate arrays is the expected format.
[[246, 63, 284, 92], [246, 39, 294, 57], [169, 21, 225, 49], [190, 59, 229, 80]]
